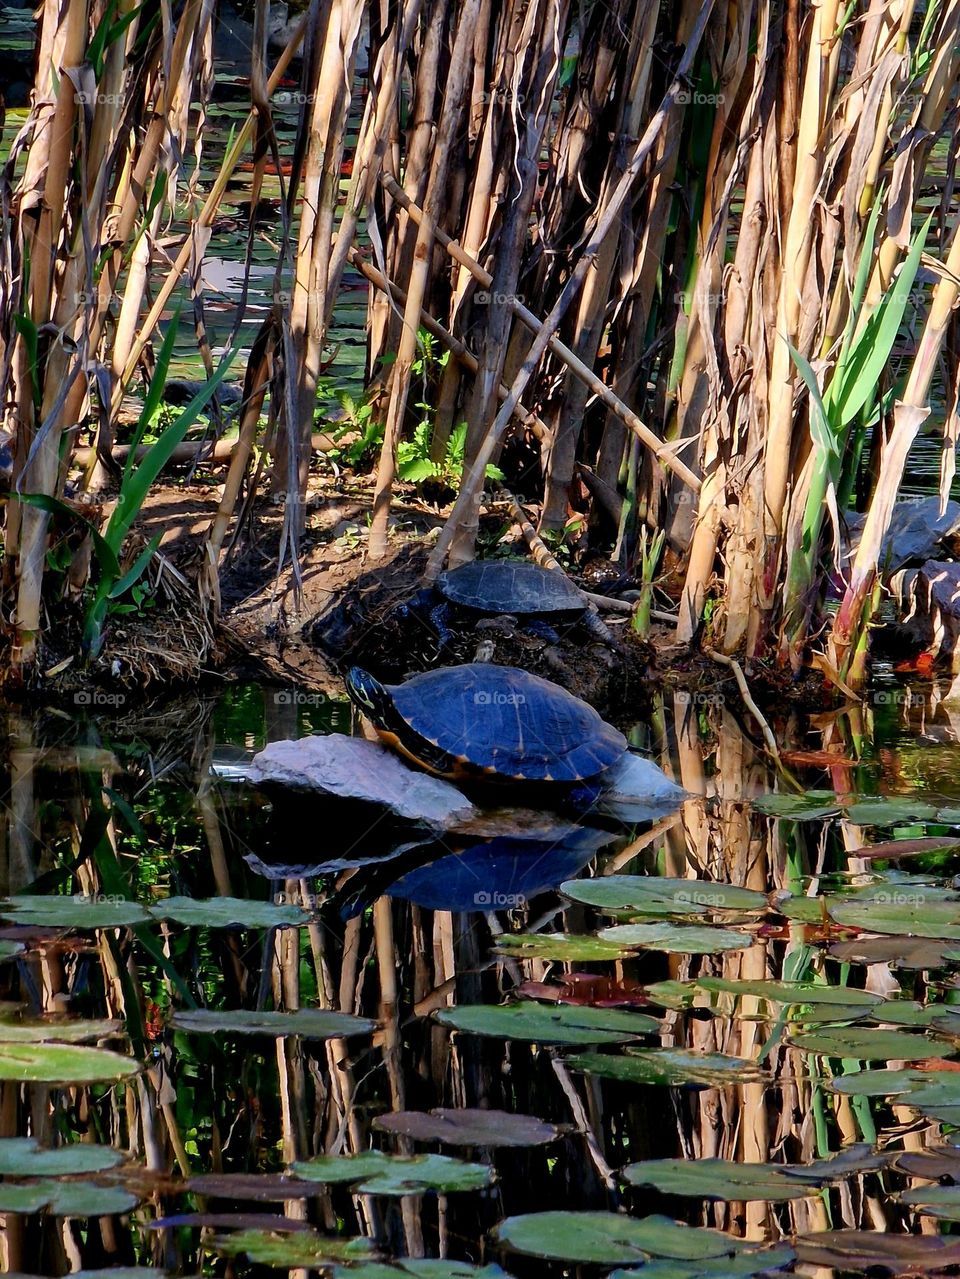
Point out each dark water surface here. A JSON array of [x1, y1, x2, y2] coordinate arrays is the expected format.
[[0, 678, 960, 1275]]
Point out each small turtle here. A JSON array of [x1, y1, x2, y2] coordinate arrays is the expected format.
[[399, 560, 616, 647], [346, 661, 627, 783]]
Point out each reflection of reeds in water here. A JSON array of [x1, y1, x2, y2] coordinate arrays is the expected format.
[[0, 690, 958, 1268]]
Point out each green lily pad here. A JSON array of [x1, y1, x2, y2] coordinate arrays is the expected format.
[[0, 1182, 138, 1215], [609, 1246, 795, 1279], [692, 978, 881, 1006], [844, 799, 940, 824], [796, 1231, 960, 1272], [828, 898, 960, 939], [0, 942, 24, 961], [0, 897, 149, 928], [868, 1001, 944, 1026], [373, 1109, 559, 1148], [0, 1018, 122, 1043], [790, 1027, 955, 1060], [622, 1158, 814, 1201], [899, 1184, 960, 1217], [332, 1264, 513, 1278], [829, 1068, 949, 1096], [212, 1230, 375, 1267], [496, 1212, 745, 1264], [752, 791, 841, 820], [0, 1138, 124, 1175], [597, 924, 752, 954], [0, 1043, 138, 1083], [172, 1009, 376, 1038], [569, 1049, 764, 1087], [560, 877, 766, 917], [495, 934, 634, 961], [151, 896, 311, 928], [434, 1003, 659, 1045], [292, 1151, 493, 1195]]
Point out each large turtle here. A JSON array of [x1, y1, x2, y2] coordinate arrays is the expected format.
[[346, 661, 626, 783], [400, 560, 615, 646]]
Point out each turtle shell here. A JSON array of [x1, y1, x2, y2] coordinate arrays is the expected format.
[[386, 662, 626, 782], [437, 561, 586, 616]]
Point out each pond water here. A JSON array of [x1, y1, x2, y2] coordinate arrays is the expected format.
[[3, 677, 960, 1276]]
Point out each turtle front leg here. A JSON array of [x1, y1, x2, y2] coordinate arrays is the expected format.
[[581, 607, 620, 650], [521, 618, 562, 644], [428, 600, 456, 648]]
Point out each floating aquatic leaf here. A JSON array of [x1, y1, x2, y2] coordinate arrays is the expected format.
[[373, 1109, 559, 1147], [775, 895, 831, 923], [795, 1231, 960, 1273], [829, 897, 960, 939], [172, 1009, 376, 1038], [186, 1173, 321, 1200], [895, 1144, 960, 1179], [0, 1043, 137, 1083], [0, 942, 24, 961], [778, 1144, 889, 1182], [829, 1068, 948, 1096], [851, 836, 960, 859], [608, 1246, 795, 1279], [495, 934, 634, 961], [751, 791, 841, 820], [0, 1182, 138, 1215], [790, 1027, 954, 1060], [212, 1230, 375, 1267], [829, 935, 958, 968], [0, 1138, 124, 1175], [621, 1158, 815, 1201], [0, 897, 149, 928], [844, 798, 939, 824], [898, 1184, 960, 1217], [868, 1000, 943, 1027], [435, 1003, 659, 1045], [560, 876, 766, 918], [691, 979, 880, 1006], [496, 1212, 745, 1264], [331, 1264, 513, 1278], [569, 1049, 765, 1088], [151, 896, 311, 928], [0, 1018, 122, 1043], [596, 923, 752, 954], [292, 1151, 493, 1195]]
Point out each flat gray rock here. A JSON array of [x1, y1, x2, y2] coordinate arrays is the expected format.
[[248, 735, 476, 828], [592, 751, 689, 822], [847, 498, 960, 570]]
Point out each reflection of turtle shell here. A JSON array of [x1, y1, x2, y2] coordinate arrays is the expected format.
[[438, 561, 587, 617], [386, 827, 614, 912], [370, 662, 627, 783]]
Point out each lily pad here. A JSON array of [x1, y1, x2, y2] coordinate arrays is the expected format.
[[292, 1151, 493, 1195], [692, 978, 881, 1007], [796, 1231, 960, 1273], [789, 1027, 955, 1060], [844, 798, 940, 824], [560, 876, 765, 917], [829, 935, 959, 968], [751, 791, 841, 820], [172, 1009, 377, 1038], [332, 1264, 513, 1278], [0, 1138, 124, 1175], [496, 1212, 745, 1264], [0, 1043, 138, 1083], [495, 934, 634, 962], [373, 1109, 559, 1148], [151, 896, 311, 928], [609, 1247, 795, 1279], [597, 924, 752, 954], [0, 1182, 138, 1215], [0, 897, 149, 928], [434, 1003, 659, 1045], [212, 1230, 375, 1267], [828, 898, 960, 939], [829, 1068, 951, 1096], [569, 1049, 765, 1087], [0, 1018, 122, 1043], [622, 1158, 815, 1201]]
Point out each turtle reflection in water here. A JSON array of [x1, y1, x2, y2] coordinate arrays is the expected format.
[[400, 560, 616, 647], [346, 661, 626, 784]]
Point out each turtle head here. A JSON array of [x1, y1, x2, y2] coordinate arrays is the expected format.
[[345, 667, 392, 729]]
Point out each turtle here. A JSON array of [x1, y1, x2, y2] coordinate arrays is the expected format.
[[398, 560, 616, 647], [345, 661, 627, 783]]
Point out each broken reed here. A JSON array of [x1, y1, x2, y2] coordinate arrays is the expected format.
[[2, 0, 960, 681]]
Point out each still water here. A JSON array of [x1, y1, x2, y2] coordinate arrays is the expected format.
[[3, 679, 960, 1276]]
